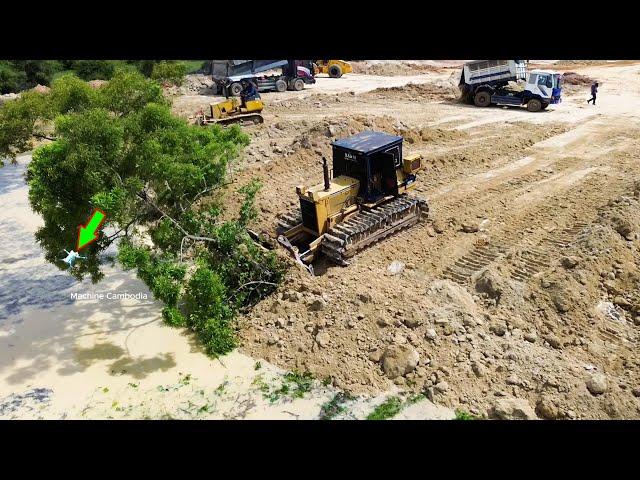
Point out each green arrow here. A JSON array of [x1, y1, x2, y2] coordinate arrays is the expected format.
[[76, 209, 107, 251]]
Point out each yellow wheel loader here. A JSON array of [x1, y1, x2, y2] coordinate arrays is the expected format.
[[277, 131, 428, 273], [314, 60, 353, 78], [195, 97, 264, 126]]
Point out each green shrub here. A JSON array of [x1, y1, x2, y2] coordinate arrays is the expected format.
[[162, 306, 186, 327], [70, 60, 119, 81], [151, 61, 187, 86], [367, 396, 403, 420]]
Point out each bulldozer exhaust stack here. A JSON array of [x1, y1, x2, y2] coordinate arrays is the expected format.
[[322, 157, 331, 191]]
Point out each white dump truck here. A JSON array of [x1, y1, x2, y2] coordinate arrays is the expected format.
[[459, 60, 562, 112]]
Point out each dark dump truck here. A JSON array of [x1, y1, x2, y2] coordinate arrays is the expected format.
[[210, 60, 316, 96]]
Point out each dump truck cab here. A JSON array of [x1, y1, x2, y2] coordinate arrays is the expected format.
[[525, 69, 563, 105]]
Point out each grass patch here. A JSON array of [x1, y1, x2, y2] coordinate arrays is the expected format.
[[455, 409, 481, 420], [253, 371, 316, 403], [366, 396, 403, 420], [319, 392, 354, 420]]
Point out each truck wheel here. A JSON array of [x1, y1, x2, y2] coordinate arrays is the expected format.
[[474, 91, 491, 107], [527, 99, 542, 112], [329, 64, 342, 78], [275, 79, 287, 93], [293, 78, 305, 91], [229, 82, 243, 96]]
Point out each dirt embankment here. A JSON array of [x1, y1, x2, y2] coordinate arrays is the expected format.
[[226, 63, 640, 419]]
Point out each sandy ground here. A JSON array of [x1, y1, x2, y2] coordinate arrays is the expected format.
[[0, 154, 452, 420], [205, 60, 640, 419]]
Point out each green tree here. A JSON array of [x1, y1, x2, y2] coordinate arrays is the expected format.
[[151, 61, 187, 86], [1, 68, 286, 355], [0, 60, 63, 93]]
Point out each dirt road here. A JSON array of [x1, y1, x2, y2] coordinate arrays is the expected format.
[[220, 61, 640, 419]]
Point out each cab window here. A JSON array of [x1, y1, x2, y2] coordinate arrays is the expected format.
[[537, 74, 553, 88]]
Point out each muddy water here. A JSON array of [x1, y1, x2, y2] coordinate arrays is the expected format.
[[0, 154, 453, 419]]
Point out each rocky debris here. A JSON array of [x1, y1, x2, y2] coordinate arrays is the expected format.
[[475, 270, 503, 302], [308, 298, 327, 312], [490, 397, 537, 420], [471, 362, 486, 378], [612, 216, 634, 241], [358, 292, 373, 303], [432, 219, 445, 234], [403, 313, 424, 329], [489, 321, 507, 336], [425, 328, 438, 341], [506, 375, 523, 386], [368, 349, 383, 363], [435, 381, 449, 393], [561, 256, 580, 269], [524, 331, 537, 343], [586, 373, 608, 396], [461, 223, 479, 233], [478, 219, 491, 231], [544, 334, 563, 350], [381, 344, 420, 379], [632, 388, 640, 398], [315, 331, 330, 348], [388, 260, 405, 275], [536, 397, 561, 420], [548, 283, 574, 313], [376, 313, 398, 328]]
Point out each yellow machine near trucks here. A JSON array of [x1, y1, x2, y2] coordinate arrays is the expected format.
[[314, 60, 353, 78], [195, 97, 264, 126]]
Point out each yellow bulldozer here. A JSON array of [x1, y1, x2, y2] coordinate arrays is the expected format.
[[195, 97, 264, 126], [314, 60, 353, 78], [277, 131, 428, 273]]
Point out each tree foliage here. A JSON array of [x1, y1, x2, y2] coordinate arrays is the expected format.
[[151, 61, 187, 86], [0, 60, 63, 94], [0, 60, 190, 94], [0, 69, 286, 356]]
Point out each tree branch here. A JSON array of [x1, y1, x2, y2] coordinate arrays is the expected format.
[[33, 133, 57, 141]]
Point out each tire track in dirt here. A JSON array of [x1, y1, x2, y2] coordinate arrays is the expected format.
[[357, 116, 639, 282]]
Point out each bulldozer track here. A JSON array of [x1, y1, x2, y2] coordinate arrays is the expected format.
[[322, 195, 428, 264], [442, 244, 507, 284], [509, 222, 591, 282]]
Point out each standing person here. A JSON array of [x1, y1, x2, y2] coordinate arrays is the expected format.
[[587, 82, 599, 105]]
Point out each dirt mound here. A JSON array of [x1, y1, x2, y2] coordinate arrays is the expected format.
[[562, 72, 595, 85], [351, 61, 438, 76], [365, 82, 458, 102]]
